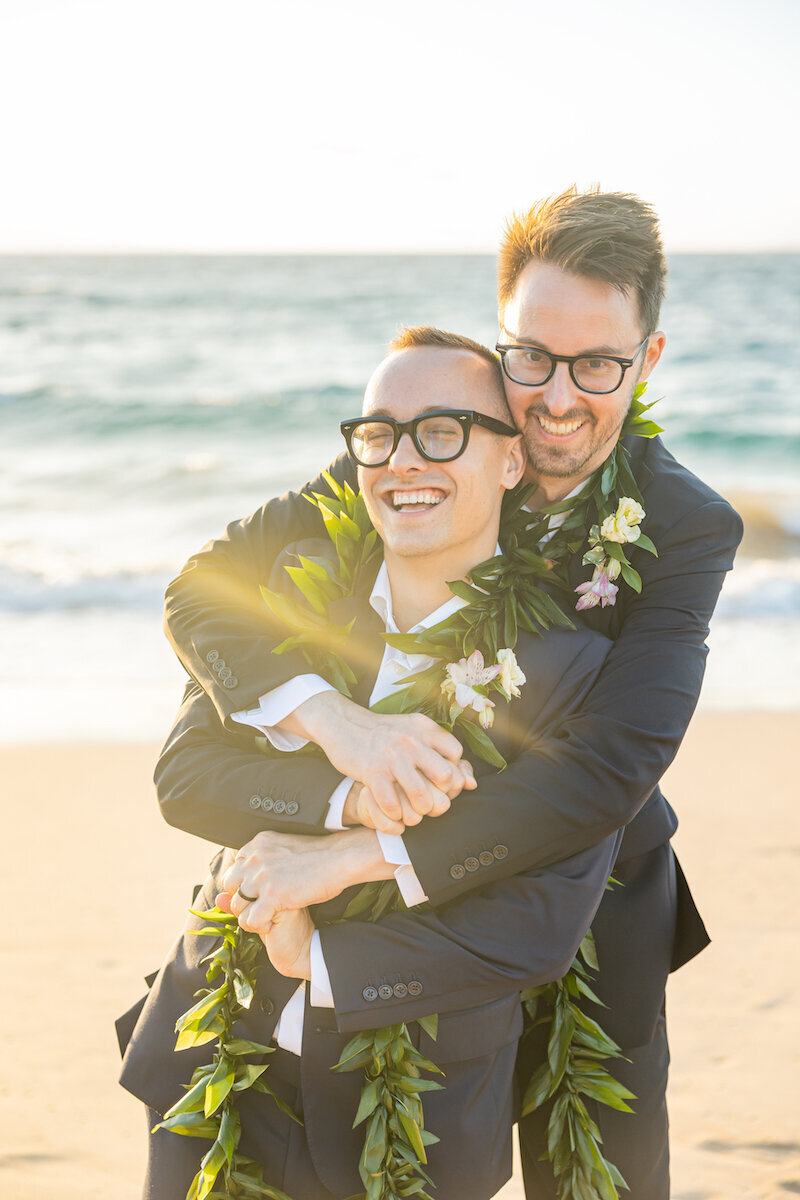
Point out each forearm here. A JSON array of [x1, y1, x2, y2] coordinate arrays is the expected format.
[[320, 831, 622, 1031], [155, 684, 347, 847], [403, 497, 743, 904], [223, 826, 397, 924], [405, 608, 711, 904]]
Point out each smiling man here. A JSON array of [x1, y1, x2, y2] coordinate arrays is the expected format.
[[152, 189, 743, 1198], [120, 331, 624, 1200], [497, 264, 662, 504]]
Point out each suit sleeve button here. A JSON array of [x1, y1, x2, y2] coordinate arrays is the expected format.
[[392, 982, 408, 998], [262, 796, 274, 811], [249, 795, 262, 809], [219, 666, 231, 681], [492, 844, 509, 860], [259, 997, 275, 1016], [206, 650, 219, 663], [273, 799, 286, 814], [223, 676, 238, 689], [286, 801, 299, 815], [362, 986, 378, 1002], [449, 864, 466, 880], [464, 857, 480, 872], [479, 851, 495, 867], [378, 984, 394, 1000], [407, 980, 423, 997]]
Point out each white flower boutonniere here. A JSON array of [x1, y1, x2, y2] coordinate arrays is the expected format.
[[442, 647, 525, 730]]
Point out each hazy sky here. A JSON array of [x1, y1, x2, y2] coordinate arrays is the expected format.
[[2, 0, 797, 252]]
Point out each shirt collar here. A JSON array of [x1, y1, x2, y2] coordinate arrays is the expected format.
[[369, 545, 501, 634]]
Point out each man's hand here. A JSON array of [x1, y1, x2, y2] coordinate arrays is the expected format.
[[219, 827, 396, 929], [262, 908, 315, 980], [342, 779, 452, 835], [218, 890, 315, 979], [282, 692, 476, 827]]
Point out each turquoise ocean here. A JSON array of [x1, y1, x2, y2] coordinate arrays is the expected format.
[[2, 253, 799, 739]]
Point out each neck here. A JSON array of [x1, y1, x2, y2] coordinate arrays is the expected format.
[[384, 531, 498, 632], [523, 463, 593, 511]]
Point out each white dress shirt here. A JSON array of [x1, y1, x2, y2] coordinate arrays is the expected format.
[[232, 562, 473, 1051]]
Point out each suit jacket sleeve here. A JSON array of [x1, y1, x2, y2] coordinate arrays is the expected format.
[[319, 830, 621, 1031], [163, 452, 357, 730], [154, 681, 347, 844], [403, 492, 743, 904]]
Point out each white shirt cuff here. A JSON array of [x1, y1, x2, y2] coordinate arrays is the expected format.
[[309, 929, 335, 1008], [376, 832, 429, 907], [325, 778, 354, 831], [272, 982, 305, 1055], [231, 675, 336, 751]]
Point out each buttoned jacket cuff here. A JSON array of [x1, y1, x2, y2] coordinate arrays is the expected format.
[[377, 832, 429, 906], [231, 675, 336, 751]]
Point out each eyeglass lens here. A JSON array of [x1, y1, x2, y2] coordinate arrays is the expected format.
[[503, 347, 625, 393], [349, 415, 466, 464]]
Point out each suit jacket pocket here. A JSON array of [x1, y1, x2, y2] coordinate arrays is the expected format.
[[417, 992, 523, 1063]]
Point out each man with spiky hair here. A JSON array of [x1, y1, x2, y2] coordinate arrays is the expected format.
[[147, 191, 742, 1197]]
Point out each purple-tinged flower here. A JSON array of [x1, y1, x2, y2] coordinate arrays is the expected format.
[[575, 565, 620, 611]]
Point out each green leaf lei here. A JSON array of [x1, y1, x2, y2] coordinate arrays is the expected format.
[[164, 386, 661, 1200]]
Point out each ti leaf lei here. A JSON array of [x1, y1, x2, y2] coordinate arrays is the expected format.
[[163, 385, 661, 1200]]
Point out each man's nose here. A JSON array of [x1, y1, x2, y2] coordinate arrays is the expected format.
[[540, 362, 578, 416], [388, 431, 425, 472]]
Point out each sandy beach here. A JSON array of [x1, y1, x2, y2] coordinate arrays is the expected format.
[[1, 712, 797, 1200]]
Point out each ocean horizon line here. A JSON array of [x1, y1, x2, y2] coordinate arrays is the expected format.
[[2, 247, 799, 258]]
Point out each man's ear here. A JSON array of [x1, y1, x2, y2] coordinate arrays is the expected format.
[[640, 331, 666, 381], [502, 434, 527, 491]]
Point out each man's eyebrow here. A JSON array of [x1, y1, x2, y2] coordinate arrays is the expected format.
[[500, 331, 623, 355]]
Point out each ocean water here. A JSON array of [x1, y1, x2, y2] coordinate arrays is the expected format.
[[2, 253, 799, 739]]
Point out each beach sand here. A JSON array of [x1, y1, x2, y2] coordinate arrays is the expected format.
[[0, 713, 797, 1199]]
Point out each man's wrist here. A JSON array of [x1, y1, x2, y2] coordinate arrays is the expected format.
[[328, 827, 396, 888], [281, 690, 349, 743]]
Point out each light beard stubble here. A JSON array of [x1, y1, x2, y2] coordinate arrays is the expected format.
[[521, 401, 631, 479]]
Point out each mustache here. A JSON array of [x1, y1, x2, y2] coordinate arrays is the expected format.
[[524, 406, 595, 426]]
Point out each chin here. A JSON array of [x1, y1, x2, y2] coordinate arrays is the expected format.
[[527, 447, 591, 479], [387, 534, 446, 559]]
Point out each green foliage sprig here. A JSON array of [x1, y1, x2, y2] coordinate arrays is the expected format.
[[156, 907, 301, 1200], [521, 930, 635, 1200], [333, 1015, 443, 1200]]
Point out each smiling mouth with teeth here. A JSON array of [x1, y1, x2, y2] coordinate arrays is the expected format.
[[536, 415, 586, 436], [390, 489, 446, 510]]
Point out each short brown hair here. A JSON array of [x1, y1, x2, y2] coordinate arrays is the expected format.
[[498, 186, 667, 335], [391, 324, 499, 370], [389, 325, 510, 421]]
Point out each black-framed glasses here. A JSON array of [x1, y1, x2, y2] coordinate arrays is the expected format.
[[495, 337, 649, 395], [340, 409, 519, 468]]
